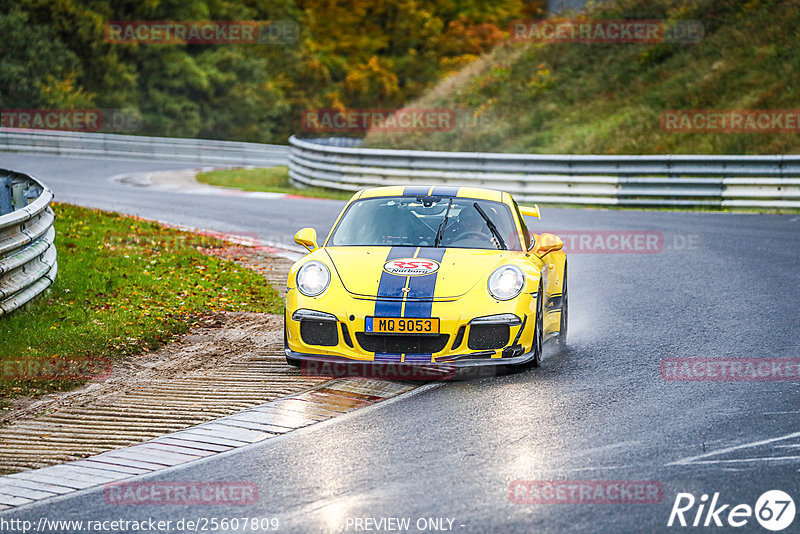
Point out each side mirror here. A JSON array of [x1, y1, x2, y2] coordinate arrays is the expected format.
[[532, 233, 563, 256], [294, 227, 319, 252], [519, 204, 541, 220]]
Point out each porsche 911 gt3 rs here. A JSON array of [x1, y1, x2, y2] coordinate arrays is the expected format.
[[284, 185, 567, 371]]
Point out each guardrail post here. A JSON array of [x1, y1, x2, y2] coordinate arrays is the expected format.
[[0, 176, 11, 215]]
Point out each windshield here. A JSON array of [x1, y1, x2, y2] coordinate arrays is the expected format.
[[328, 196, 521, 250]]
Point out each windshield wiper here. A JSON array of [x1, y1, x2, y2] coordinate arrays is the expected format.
[[434, 198, 453, 247], [473, 203, 506, 250]]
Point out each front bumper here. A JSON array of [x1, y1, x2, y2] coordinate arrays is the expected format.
[[285, 284, 539, 368], [285, 346, 539, 369]]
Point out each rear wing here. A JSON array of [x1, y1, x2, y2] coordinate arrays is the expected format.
[[519, 204, 541, 220]]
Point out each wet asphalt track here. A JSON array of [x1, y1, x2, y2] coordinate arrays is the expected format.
[[2, 152, 800, 533]]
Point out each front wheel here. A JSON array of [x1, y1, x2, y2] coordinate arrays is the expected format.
[[511, 284, 543, 371], [557, 262, 568, 348], [531, 284, 543, 368]]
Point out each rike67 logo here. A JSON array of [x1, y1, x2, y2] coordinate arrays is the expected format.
[[668, 490, 795, 531]]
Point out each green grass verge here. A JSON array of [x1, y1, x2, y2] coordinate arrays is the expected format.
[[0, 203, 283, 408], [196, 166, 354, 200]]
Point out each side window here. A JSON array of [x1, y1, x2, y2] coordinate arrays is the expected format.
[[512, 200, 534, 250]]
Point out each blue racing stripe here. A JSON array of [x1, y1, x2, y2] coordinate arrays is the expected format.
[[404, 354, 434, 362], [373, 246, 412, 362], [374, 247, 413, 316], [403, 247, 446, 317], [402, 247, 447, 363], [431, 185, 460, 197], [403, 185, 431, 197], [374, 353, 403, 363]]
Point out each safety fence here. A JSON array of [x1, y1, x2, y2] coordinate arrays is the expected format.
[[288, 136, 800, 208], [0, 129, 288, 166], [0, 170, 57, 316]]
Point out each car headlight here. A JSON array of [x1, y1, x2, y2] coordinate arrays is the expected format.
[[296, 261, 330, 297], [487, 265, 525, 300]]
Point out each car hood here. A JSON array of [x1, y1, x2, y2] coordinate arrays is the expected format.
[[324, 246, 520, 299]]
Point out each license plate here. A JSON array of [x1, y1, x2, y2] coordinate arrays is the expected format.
[[366, 317, 440, 334]]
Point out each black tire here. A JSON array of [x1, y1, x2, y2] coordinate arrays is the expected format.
[[284, 310, 301, 367], [511, 283, 543, 371], [530, 284, 543, 368], [557, 262, 568, 348]]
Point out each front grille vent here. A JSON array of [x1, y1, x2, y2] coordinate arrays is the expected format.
[[356, 333, 450, 354]]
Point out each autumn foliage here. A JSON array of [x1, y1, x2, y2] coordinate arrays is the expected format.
[[0, 0, 544, 142]]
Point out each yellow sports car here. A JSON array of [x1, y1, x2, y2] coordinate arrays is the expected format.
[[284, 185, 567, 372]]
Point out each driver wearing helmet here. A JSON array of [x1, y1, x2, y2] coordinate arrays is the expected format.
[[443, 205, 489, 243]]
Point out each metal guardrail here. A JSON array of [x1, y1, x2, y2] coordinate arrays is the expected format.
[[0, 129, 289, 166], [288, 136, 800, 208], [0, 170, 57, 317]]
